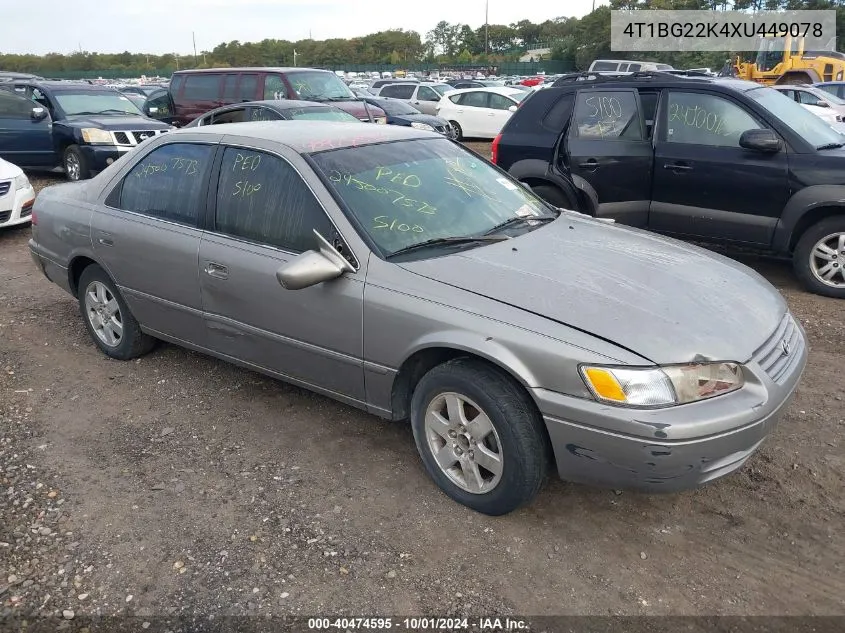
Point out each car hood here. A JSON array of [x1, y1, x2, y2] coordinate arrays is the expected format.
[[393, 113, 448, 126], [329, 100, 386, 120], [0, 156, 23, 179], [397, 215, 786, 365], [61, 115, 172, 131]]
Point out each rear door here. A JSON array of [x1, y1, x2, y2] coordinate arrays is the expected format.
[[456, 91, 490, 137], [0, 91, 54, 167], [565, 89, 652, 225], [650, 89, 789, 245]]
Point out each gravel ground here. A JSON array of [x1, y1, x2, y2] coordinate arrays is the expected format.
[[0, 167, 843, 628]]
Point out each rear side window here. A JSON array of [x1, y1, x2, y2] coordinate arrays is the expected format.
[[381, 84, 415, 99], [571, 91, 642, 139], [0, 92, 36, 118], [223, 74, 239, 100], [184, 74, 221, 101], [664, 91, 762, 147], [460, 91, 489, 108], [238, 75, 258, 101], [115, 143, 214, 225], [488, 93, 514, 110], [628, 63, 642, 71], [214, 147, 333, 253], [591, 61, 618, 71], [448, 94, 462, 104]]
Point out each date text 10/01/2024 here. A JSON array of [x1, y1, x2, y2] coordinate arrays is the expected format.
[[307, 617, 530, 630]]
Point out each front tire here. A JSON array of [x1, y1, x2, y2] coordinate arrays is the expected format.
[[793, 217, 845, 298], [410, 358, 549, 515], [64, 145, 90, 182], [78, 264, 156, 360]]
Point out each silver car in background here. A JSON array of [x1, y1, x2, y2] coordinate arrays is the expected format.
[[29, 122, 807, 515]]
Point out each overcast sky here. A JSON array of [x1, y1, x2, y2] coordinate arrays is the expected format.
[[0, 0, 599, 55]]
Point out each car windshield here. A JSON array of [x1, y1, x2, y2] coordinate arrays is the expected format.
[[286, 107, 359, 122], [373, 99, 419, 115], [747, 86, 844, 148], [287, 71, 355, 100], [54, 91, 143, 116], [311, 138, 557, 259]]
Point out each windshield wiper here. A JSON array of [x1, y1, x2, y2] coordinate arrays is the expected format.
[[386, 235, 509, 259], [483, 215, 556, 236], [816, 142, 845, 150], [96, 109, 139, 115]]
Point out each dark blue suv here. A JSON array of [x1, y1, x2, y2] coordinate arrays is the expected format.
[[0, 81, 172, 181], [493, 72, 845, 299]]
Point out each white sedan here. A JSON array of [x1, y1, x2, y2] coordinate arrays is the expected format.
[[434, 87, 529, 140], [0, 157, 35, 229]]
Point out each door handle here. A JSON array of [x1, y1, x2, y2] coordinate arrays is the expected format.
[[457, 109, 464, 113], [204, 262, 229, 279], [97, 237, 113, 246], [664, 162, 692, 171], [488, 112, 495, 116], [578, 159, 599, 170]]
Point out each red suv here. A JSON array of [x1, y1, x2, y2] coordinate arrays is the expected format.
[[168, 67, 386, 126]]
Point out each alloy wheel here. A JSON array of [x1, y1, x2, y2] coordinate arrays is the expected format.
[[809, 231, 845, 288], [424, 392, 504, 494], [65, 152, 81, 181], [84, 281, 123, 347]]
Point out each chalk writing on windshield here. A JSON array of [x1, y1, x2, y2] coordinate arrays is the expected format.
[[374, 166, 421, 188], [373, 216, 425, 232], [328, 170, 436, 214]]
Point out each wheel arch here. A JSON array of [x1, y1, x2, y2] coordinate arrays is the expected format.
[[775, 70, 821, 85], [68, 254, 101, 298], [773, 187, 845, 252], [787, 206, 845, 252]]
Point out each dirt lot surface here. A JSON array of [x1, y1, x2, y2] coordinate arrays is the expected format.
[[1, 168, 844, 625]]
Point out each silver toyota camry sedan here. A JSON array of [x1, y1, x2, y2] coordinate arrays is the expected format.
[[29, 122, 807, 515]]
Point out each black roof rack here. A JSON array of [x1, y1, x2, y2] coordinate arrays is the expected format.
[[551, 70, 710, 87]]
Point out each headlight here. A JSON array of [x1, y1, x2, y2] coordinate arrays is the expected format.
[[81, 128, 112, 144], [411, 122, 435, 131], [580, 362, 744, 407], [14, 173, 30, 191]]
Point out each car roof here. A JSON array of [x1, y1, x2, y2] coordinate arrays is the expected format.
[[177, 120, 432, 153], [226, 99, 337, 110], [445, 86, 524, 96], [172, 67, 326, 75], [20, 81, 121, 92], [550, 72, 760, 92]]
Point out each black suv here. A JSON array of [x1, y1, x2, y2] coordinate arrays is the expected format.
[[493, 72, 845, 298]]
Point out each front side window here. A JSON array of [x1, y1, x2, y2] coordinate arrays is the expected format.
[[417, 86, 438, 101], [211, 108, 247, 124], [116, 143, 213, 225], [797, 90, 824, 106], [250, 106, 284, 121], [591, 61, 617, 71], [215, 147, 333, 252], [381, 84, 416, 99], [311, 138, 556, 259], [284, 106, 359, 122], [184, 74, 221, 101], [0, 92, 38, 118], [664, 91, 762, 147], [263, 75, 288, 100], [488, 93, 515, 110], [572, 90, 642, 139], [286, 71, 353, 100]]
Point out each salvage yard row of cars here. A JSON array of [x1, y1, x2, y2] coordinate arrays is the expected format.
[[8, 64, 845, 515]]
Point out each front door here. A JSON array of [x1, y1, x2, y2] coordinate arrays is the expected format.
[[413, 85, 441, 115], [650, 90, 789, 245], [456, 91, 491, 138], [0, 91, 53, 167], [92, 141, 215, 345], [565, 89, 653, 225], [199, 145, 366, 402]]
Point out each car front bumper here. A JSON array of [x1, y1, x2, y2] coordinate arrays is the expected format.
[[533, 314, 808, 492], [0, 183, 35, 228], [79, 144, 133, 172]]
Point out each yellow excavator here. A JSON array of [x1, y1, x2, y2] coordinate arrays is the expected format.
[[728, 34, 845, 85]]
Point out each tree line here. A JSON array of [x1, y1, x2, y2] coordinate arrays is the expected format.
[[1, 0, 843, 75]]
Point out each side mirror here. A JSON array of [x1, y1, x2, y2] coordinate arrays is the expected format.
[[739, 129, 782, 153], [276, 231, 354, 290], [508, 105, 518, 113], [816, 101, 831, 107], [31, 107, 48, 122]]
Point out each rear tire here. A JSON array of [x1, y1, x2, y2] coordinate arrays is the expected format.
[[449, 120, 463, 141], [793, 216, 845, 298], [410, 358, 549, 516], [78, 264, 156, 360], [63, 145, 90, 182]]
